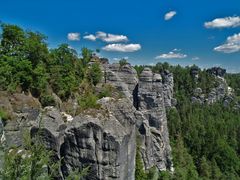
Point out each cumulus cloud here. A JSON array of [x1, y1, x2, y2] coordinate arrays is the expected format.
[[96, 31, 128, 42], [164, 11, 177, 21], [214, 33, 240, 53], [84, 31, 128, 43], [155, 51, 187, 59], [204, 16, 240, 28], [102, 44, 141, 52], [67, 33, 80, 41], [83, 34, 96, 41]]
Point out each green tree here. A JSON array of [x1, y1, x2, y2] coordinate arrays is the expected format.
[[81, 47, 92, 67], [25, 31, 49, 67], [0, 24, 26, 56], [135, 146, 147, 180], [86, 63, 103, 86]]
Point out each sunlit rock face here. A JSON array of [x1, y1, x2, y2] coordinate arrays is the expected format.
[[106, 65, 173, 171], [138, 68, 173, 171], [1, 63, 174, 180]]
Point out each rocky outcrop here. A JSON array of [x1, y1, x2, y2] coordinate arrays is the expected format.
[[104, 65, 173, 171], [138, 68, 173, 171], [191, 69, 236, 106], [206, 67, 226, 77], [1, 63, 174, 179], [60, 98, 136, 180], [161, 70, 176, 108]]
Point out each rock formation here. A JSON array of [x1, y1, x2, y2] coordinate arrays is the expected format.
[[0, 63, 175, 179], [190, 67, 237, 107]]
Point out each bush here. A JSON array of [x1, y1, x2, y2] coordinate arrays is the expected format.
[[0, 131, 88, 179], [86, 63, 103, 86], [0, 109, 8, 121], [40, 94, 56, 107], [98, 84, 114, 99], [78, 92, 100, 110], [119, 59, 128, 69]]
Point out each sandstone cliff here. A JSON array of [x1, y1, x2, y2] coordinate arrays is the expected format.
[[0, 63, 174, 179]]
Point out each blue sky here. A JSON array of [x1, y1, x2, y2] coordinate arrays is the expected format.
[[0, 0, 240, 72]]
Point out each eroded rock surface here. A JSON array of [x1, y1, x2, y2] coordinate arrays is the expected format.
[[1, 63, 174, 179]]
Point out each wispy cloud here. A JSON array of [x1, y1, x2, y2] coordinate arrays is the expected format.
[[84, 31, 128, 43], [113, 56, 129, 61], [83, 34, 96, 41], [173, 48, 181, 52], [102, 44, 141, 52], [67, 33, 80, 41], [192, 57, 200, 60], [155, 50, 187, 59], [214, 33, 240, 53], [164, 11, 177, 21], [204, 16, 240, 28]]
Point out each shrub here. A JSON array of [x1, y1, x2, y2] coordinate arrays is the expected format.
[[0, 131, 89, 179], [78, 92, 100, 110], [98, 84, 114, 99], [40, 94, 56, 107], [119, 59, 128, 69], [86, 63, 103, 86], [0, 109, 8, 121]]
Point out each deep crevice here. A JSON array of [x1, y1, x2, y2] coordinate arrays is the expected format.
[[132, 83, 139, 110]]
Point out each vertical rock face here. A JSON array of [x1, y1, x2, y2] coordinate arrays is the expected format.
[[60, 99, 136, 180], [138, 68, 172, 171], [161, 70, 176, 108], [105, 65, 173, 171]]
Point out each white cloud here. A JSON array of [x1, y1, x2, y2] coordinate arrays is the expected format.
[[155, 51, 187, 59], [164, 11, 177, 21], [83, 34, 96, 41], [214, 33, 240, 53], [113, 56, 129, 61], [102, 44, 141, 52], [173, 48, 181, 52], [204, 16, 240, 28], [84, 31, 128, 42], [96, 31, 128, 42], [192, 57, 200, 60], [67, 33, 80, 41]]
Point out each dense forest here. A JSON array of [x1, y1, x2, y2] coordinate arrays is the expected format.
[[146, 63, 240, 179]]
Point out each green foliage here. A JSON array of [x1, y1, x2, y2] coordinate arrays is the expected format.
[[0, 109, 8, 121], [225, 73, 240, 97], [81, 47, 92, 67], [159, 171, 172, 180], [134, 65, 144, 77], [160, 62, 240, 179], [78, 94, 99, 110], [86, 62, 103, 86], [135, 146, 147, 180], [119, 59, 128, 69], [0, 131, 89, 179], [31, 63, 49, 96], [0, 23, 102, 105], [65, 166, 90, 180], [0, 133, 57, 179], [40, 94, 56, 107], [78, 91, 100, 110], [0, 24, 25, 56], [171, 136, 199, 180], [98, 84, 114, 99]]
